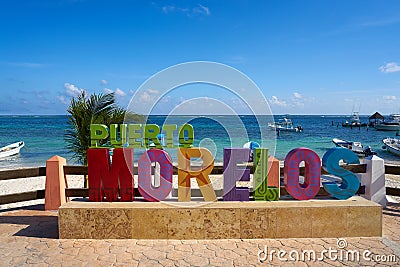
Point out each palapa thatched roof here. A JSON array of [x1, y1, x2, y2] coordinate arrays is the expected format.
[[369, 112, 384, 120]]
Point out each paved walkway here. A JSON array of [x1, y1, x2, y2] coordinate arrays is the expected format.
[[0, 202, 399, 266]]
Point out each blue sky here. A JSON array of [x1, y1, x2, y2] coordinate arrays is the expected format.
[[1, 0, 400, 115]]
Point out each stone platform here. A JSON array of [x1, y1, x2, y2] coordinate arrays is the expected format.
[[58, 196, 382, 239]]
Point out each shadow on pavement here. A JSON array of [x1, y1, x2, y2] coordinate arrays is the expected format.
[[383, 202, 400, 218], [0, 204, 45, 213], [0, 204, 58, 239]]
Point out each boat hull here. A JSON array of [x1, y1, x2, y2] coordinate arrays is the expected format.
[[342, 124, 368, 127], [333, 144, 365, 157], [387, 145, 400, 157], [332, 138, 376, 157], [269, 126, 300, 132], [383, 138, 400, 157], [375, 124, 400, 131], [0, 141, 24, 158]]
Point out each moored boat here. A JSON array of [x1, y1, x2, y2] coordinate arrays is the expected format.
[[268, 116, 303, 132], [0, 141, 25, 158], [332, 138, 376, 157], [342, 112, 368, 127], [375, 114, 400, 131], [382, 138, 400, 157]]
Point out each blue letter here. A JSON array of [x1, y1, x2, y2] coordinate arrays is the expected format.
[[322, 147, 360, 199]]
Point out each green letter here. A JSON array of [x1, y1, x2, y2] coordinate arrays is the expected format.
[[110, 124, 127, 148], [254, 148, 280, 201], [90, 124, 109, 148], [144, 124, 161, 148], [162, 124, 177, 148], [178, 124, 194, 148], [128, 124, 143, 148]]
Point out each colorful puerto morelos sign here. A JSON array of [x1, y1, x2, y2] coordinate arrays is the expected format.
[[57, 62, 385, 241], [85, 62, 364, 204], [87, 123, 361, 202]]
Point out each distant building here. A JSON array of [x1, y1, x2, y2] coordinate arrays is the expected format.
[[369, 112, 384, 126]]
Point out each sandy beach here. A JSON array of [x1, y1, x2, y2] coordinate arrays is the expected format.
[[0, 174, 84, 210]]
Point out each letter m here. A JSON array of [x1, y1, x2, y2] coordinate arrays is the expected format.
[[88, 148, 134, 202]]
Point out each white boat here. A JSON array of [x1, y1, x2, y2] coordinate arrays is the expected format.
[[375, 114, 400, 131], [268, 117, 303, 132], [0, 141, 25, 158], [342, 112, 367, 127], [332, 138, 376, 157], [382, 138, 400, 157]]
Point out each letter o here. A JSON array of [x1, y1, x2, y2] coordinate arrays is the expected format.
[[284, 148, 321, 200], [138, 149, 173, 201]]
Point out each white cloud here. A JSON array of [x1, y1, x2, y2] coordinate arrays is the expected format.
[[147, 88, 159, 94], [103, 88, 114, 94], [160, 96, 171, 103], [115, 88, 126, 97], [139, 91, 152, 102], [103, 87, 126, 97], [162, 5, 176, 13], [269, 93, 314, 109], [383, 95, 397, 101], [100, 79, 108, 85], [64, 83, 83, 96], [193, 4, 210, 16], [379, 62, 400, 73], [9, 62, 44, 68], [161, 4, 210, 16], [293, 92, 302, 99], [292, 100, 304, 108], [57, 95, 68, 105], [102, 87, 127, 98], [292, 92, 305, 107], [129, 89, 135, 95], [135, 89, 159, 103], [58, 83, 84, 105], [269, 96, 287, 107]]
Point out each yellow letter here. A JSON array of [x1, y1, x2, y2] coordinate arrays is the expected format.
[[177, 147, 217, 202]]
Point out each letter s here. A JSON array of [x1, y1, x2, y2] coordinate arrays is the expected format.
[[322, 147, 360, 199]]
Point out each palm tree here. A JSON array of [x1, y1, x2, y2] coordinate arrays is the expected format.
[[64, 91, 143, 187], [65, 91, 113, 165]]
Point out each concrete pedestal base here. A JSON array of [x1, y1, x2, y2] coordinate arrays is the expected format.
[[58, 196, 382, 239]]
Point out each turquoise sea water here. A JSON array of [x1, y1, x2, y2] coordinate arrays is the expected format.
[[0, 115, 399, 170]]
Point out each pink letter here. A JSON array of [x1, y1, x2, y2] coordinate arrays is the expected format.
[[138, 149, 173, 201], [284, 148, 320, 200]]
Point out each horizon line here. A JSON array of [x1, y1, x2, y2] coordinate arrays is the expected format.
[[0, 113, 395, 116]]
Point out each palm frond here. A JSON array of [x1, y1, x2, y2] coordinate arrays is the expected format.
[[64, 91, 143, 166]]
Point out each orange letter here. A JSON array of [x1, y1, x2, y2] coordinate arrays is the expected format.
[[177, 147, 217, 202]]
